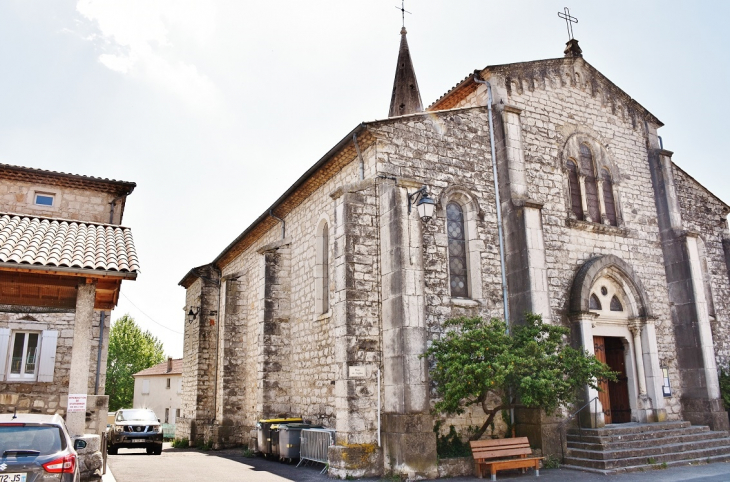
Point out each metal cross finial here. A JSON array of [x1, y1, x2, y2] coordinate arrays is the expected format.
[[557, 7, 578, 40], [395, 0, 411, 29]]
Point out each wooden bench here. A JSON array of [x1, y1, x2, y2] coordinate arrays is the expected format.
[[470, 437, 543, 481]]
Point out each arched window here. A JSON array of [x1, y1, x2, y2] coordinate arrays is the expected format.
[[588, 278, 628, 317], [567, 159, 583, 220], [579, 144, 601, 222], [446, 202, 468, 298], [610, 295, 623, 312], [601, 168, 617, 226], [589, 293, 602, 310], [315, 221, 329, 314]]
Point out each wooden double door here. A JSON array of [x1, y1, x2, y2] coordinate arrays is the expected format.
[[593, 336, 631, 424]]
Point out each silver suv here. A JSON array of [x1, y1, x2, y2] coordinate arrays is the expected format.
[[0, 413, 84, 482], [107, 409, 163, 455]]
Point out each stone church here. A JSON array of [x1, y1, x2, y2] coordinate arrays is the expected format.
[[177, 29, 730, 478]]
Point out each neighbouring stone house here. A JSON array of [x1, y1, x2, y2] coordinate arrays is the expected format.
[[0, 164, 139, 477], [133, 357, 183, 435], [177, 32, 730, 478]]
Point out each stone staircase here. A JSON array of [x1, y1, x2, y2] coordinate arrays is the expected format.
[[562, 421, 730, 474]]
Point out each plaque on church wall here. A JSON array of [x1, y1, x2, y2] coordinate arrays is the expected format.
[[348, 365, 367, 378]]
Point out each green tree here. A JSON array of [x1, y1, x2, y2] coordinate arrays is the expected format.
[[718, 367, 730, 410], [105, 314, 166, 411], [423, 313, 616, 440]]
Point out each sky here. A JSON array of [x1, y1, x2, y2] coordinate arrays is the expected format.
[[0, 1, 728, 358]]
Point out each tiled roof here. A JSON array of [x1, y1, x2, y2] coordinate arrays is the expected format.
[[0, 213, 139, 273], [134, 359, 183, 377]]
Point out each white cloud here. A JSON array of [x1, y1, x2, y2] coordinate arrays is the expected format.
[[76, 0, 219, 110]]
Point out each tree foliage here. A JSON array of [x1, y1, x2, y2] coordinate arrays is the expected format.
[[106, 314, 166, 411], [423, 313, 616, 440], [719, 367, 730, 410]]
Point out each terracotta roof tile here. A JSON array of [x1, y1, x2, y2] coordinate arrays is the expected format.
[[0, 213, 139, 273], [133, 359, 183, 377]]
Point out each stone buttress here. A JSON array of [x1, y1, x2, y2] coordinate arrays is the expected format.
[[646, 126, 729, 431]]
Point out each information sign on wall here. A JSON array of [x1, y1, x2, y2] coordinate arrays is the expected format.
[[67, 394, 87, 413]]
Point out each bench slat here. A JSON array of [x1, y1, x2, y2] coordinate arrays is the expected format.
[[470, 437, 530, 448], [472, 443, 530, 452], [473, 447, 532, 459]]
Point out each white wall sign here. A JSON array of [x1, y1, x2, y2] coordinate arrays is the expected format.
[[67, 394, 87, 413], [348, 366, 367, 378]]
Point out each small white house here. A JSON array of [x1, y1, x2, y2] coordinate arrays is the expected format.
[[133, 358, 182, 436]]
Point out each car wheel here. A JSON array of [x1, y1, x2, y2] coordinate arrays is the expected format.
[[146, 447, 154, 455], [154, 445, 163, 455], [108, 446, 117, 455]]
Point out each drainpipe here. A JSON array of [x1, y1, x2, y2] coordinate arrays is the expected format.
[[211, 266, 222, 425], [269, 209, 285, 239], [473, 74, 510, 329], [94, 311, 105, 395], [474, 73, 515, 433]]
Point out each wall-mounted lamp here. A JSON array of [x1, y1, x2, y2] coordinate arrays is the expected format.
[[407, 185, 436, 223], [187, 307, 200, 324]]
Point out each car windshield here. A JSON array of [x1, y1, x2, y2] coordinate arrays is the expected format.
[[0, 425, 65, 456], [117, 410, 157, 422]]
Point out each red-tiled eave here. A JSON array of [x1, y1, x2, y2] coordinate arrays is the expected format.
[[133, 359, 183, 377], [0, 163, 136, 196]]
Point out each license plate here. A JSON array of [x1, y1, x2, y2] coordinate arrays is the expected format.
[[0, 474, 27, 482], [132, 439, 146, 442]]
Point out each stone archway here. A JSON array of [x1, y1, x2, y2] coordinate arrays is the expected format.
[[570, 255, 667, 426]]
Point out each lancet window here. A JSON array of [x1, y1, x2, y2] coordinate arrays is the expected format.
[[447, 202, 468, 298]]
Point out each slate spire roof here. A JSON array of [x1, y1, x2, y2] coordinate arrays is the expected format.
[[0, 212, 139, 274], [388, 27, 423, 118]]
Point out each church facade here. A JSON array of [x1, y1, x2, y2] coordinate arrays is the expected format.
[[177, 33, 730, 478]]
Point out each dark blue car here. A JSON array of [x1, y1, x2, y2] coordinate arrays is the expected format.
[[0, 413, 84, 482]]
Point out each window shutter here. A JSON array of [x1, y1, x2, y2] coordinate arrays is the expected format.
[[142, 379, 150, 394], [37, 330, 59, 383], [0, 328, 10, 381]]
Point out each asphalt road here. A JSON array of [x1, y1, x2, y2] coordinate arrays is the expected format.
[[105, 443, 730, 482]]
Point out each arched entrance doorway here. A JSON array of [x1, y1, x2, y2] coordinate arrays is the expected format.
[[570, 255, 667, 427], [589, 277, 632, 424]]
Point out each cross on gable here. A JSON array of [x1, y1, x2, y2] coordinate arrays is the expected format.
[[558, 7, 578, 40], [395, 0, 412, 28]]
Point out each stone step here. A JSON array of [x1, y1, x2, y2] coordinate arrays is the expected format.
[[566, 424, 712, 444], [566, 436, 730, 461], [560, 453, 730, 476], [563, 443, 730, 470], [566, 428, 726, 451], [566, 420, 691, 438]]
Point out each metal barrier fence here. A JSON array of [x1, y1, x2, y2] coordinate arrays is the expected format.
[[161, 423, 176, 439], [297, 428, 335, 473]]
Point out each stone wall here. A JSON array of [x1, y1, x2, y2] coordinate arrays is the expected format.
[[0, 179, 124, 224], [0, 308, 110, 434], [369, 109, 508, 443], [463, 61, 681, 418], [672, 166, 730, 368], [176, 266, 220, 444]]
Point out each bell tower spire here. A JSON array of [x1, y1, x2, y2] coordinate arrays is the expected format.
[[388, 26, 423, 118]]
